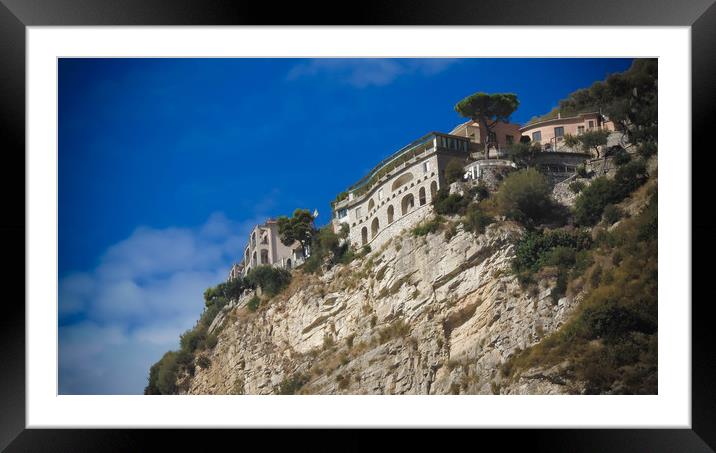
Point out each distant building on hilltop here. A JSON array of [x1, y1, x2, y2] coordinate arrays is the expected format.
[[238, 219, 305, 277], [520, 112, 616, 152]]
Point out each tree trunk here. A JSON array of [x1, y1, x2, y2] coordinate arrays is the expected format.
[[479, 117, 491, 159]]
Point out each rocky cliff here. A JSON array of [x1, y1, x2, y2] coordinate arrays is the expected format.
[[178, 219, 584, 395]]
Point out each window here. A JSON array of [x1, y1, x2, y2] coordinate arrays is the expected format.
[[554, 127, 564, 138], [419, 187, 426, 206], [337, 208, 347, 219], [378, 188, 384, 201], [506, 135, 514, 145], [488, 131, 497, 143], [422, 161, 430, 173], [588, 120, 595, 129], [577, 125, 585, 134], [355, 207, 362, 219]]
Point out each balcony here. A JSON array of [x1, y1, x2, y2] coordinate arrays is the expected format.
[[333, 132, 471, 209]]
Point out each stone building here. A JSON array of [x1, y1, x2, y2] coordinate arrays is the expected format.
[[240, 219, 305, 276], [331, 131, 482, 251]]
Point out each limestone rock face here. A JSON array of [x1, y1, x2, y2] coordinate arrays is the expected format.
[[181, 221, 581, 395]]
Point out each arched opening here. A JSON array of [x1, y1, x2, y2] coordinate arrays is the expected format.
[[260, 249, 269, 264], [401, 193, 415, 216], [430, 181, 438, 200], [361, 227, 368, 245], [368, 199, 375, 211], [286, 258, 292, 269], [419, 187, 426, 206], [371, 217, 380, 239], [252, 251, 257, 267], [391, 172, 414, 192], [251, 231, 256, 247], [387, 205, 394, 223]]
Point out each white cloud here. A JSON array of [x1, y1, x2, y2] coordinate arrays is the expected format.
[[59, 212, 260, 394], [287, 58, 459, 88]]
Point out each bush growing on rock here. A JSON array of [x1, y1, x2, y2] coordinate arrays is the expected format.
[[411, 215, 444, 236], [432, 188, 469, 216], [602, 204, 623, 225], [568, 181, 585, 194], [574, 160, 648, 226], [445, 159, 466, 184], [495, 168, 553, 225], [244, 265, 292, 297], [462, 203, 493, 234], [246, 295, 261, 312]]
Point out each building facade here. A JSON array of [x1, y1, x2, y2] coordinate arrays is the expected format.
[[449, 120, 522, 158], [331, 131, 476, 251], [240, 219, 304, 276], [520, 112, 615, 152]]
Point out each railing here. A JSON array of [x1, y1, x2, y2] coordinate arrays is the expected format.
[[344, 132, 471, 196]]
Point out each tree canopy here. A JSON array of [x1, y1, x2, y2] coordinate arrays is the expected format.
[[564, 129, 611, 158], [277, 209, 316, 257], [454, 92, 519, 155]]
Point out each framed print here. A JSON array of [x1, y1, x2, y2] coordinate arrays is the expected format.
[[2, 0, 715, 450]]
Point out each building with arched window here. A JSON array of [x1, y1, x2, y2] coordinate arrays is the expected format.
[[240, 219, 306, 276], [331, 129, 489, 251]]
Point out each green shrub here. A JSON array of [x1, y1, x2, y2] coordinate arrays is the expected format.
[[245, 265, 292, 297], [576, 165, 588, 178], [246, 295, 261, 312], [432, 188, 469, 216], [568, 181, 585, 194], [573, 177, 615, 226], [180, 325, 208, 353], [495, 168, 553, 224], [574, 160, 648, 226], [462, 203, 493, 234], [197, 355, 211, 369], [637, 142, 657, 159], [145, 351, 179, 395], [512, 229, 592, 274], [602, 204, 623, 225], [205, 334, 218, 349], [445, 159, 465, 184], [277, 373, 308, 395], [612, 149, 632, 166], [412, 216, 443, 236], [611, 160, 648, 201], [469, 182, 490, 201]]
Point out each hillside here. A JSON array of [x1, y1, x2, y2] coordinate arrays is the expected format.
[[145, 155, 656, 395], [145, 58, 658, 396]]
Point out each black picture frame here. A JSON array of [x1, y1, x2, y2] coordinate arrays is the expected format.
[[1, 0, 714, 450]]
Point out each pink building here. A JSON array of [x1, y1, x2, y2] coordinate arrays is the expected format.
[[449, 119, 522, 157], [520, 112, 615, 151]]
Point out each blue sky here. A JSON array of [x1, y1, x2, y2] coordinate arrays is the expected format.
[[58, 57, 633, 394]]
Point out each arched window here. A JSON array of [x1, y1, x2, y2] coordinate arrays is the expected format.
[[430, 181, 438, 200], [419, 187, 426, 206], [361, 227, 368, 245], [368, 199, 375, 211], [251, 231, 256, 247], [371, 217, 380, 239], [391, 172, 414, 192], [387, 205, 394, 223], [260, 249, 269, 264], [252, 251, 257, 267], [401, 193, 415, 215], [286, 259, 292, 269]]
